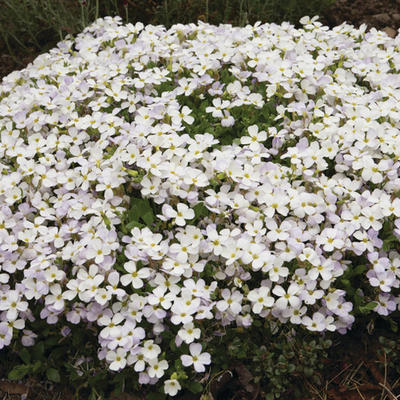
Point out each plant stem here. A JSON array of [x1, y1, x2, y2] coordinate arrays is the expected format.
[[95, 0, 99, 20], [239, 0, 244, 26], [80, 2, 85, 30], [164, 0, 169, 27], [125, 5, 129, 23]]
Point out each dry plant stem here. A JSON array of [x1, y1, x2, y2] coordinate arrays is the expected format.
[[355, 385, 367, 400], [327, 362, 353, 385], [342, 361, 364, 387], [379, 383, 399, 400], [391, 377, 400, 393], [380, 352, 389, 400], [304, 379, 326, 400]]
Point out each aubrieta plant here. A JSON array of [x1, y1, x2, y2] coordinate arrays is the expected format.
[[1, 14, 400, 397]]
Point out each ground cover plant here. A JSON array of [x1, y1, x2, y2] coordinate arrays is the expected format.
[[1, 15, 400, 399]]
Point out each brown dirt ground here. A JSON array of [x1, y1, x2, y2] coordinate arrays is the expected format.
[[323, 0, 400, 33]]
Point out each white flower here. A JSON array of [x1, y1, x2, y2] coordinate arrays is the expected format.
[[106, 348, 127, 371], [164, 378, 182, 396], [5, 13, 400, 382], [98, 313, 124, 339], [205, 98, 230, 118], [272, 283, 301, 310], [147, 359, 168, 378], [177, 322, 201, 344], [120, 261, 151, 288], [240, 125, 267, 150], [85, 239, 112, 264], [127, 347, 146, 372], [162, 203, 195, 226], [316, 228, 345, 252], [44, 284, 65, 312], [180, 343, 211, 372], [302, 312, 336, 332], [142, 340, 161, 360], [170, 105, 195, 125], [247, 287, 275, 314], [0, 290, 28, 321], [216, 288, 243, 314]]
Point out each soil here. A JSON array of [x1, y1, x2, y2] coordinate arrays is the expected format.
[[322, 0, 400, 34]]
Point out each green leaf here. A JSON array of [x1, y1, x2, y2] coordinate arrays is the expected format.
[[353, 264, 366, 275], [125, 220, 145, 231], [187, 381, 203, 394], [389, 318, 398, 333], [142, 210, 154, 226], [32, 341, 45, 359], [45, 337, 58, 347], [169, 337, 177, 351], [192, 202, 209, 220], [89, 390, 98, 400], [383, 236, 398, 251], [19, 348, 31, 364], [50, 347, 68, 362], [359, 301, 378, 314], [127, 197, 154, 226], [46, 368, 61, 383], [8, 365, 30, 380], [32, 361, 42, 373]]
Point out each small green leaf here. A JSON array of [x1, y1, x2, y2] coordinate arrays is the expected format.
[[354, 264, 366, 275], [193, 202, 209, 219], [32, 341, 45, 359], [102, 214, 111, 229], [89, 390, 98, 400], [126, 220, 145, 231], [8, 365, 30, 380], [46, 368, 60, 383], [142, 211, 154, 226], [187, 381, 203, 394], [390, 319, 398, 333], [359, 301, 378, 314], [45, 337, 58, 347], [32, 361, 42, 373], [383, 236, 398, 251], [19, 348, 31, 364]]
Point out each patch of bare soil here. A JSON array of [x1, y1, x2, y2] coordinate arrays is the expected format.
[[322, 0, 400, 37]]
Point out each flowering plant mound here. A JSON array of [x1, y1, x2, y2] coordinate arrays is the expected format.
[[1, 14, 400, 396]]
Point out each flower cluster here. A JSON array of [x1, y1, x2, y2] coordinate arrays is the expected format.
[[1, 14, 400, 395]]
